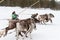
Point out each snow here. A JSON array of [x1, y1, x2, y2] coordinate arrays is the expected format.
[[0, 6, 60, 40]]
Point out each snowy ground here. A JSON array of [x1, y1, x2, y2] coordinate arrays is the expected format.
[[0, 7, 60, 40]]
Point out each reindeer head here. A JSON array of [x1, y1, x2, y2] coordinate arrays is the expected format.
[[31, 13, 38, 18], [49, 13, 54, 18]]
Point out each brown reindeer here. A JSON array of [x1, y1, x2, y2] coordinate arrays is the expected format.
[[37, 13, 54, 24], [16, 18, 36, 40]]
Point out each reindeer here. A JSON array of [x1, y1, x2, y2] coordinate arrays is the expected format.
[[37, 13, 54, 24], [16, 18, 36, 40]]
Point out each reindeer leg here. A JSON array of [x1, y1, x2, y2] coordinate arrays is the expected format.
[[4, 26, 15, 37], [16, 28, 19, 40], [40, 20, 42, 24], [49, 18, 52, 23], [22, 31, 28, 38], [23, 32, 28, 38], [43, 20, 46, 24], [3, 27, 9, 37], [29, 32, 32, 39], [19, 32, 23, 37], [33, 21, 37, 30]]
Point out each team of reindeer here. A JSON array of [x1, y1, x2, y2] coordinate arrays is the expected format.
[[0, 13, 54, 40]]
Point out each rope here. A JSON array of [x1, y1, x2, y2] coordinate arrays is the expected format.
[[29, 1, 39, 7], [18, 0, 39, 15], [0, 19, 10, 20]]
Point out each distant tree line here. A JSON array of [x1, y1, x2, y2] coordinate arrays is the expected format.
[[0, 0, 59, 9]]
